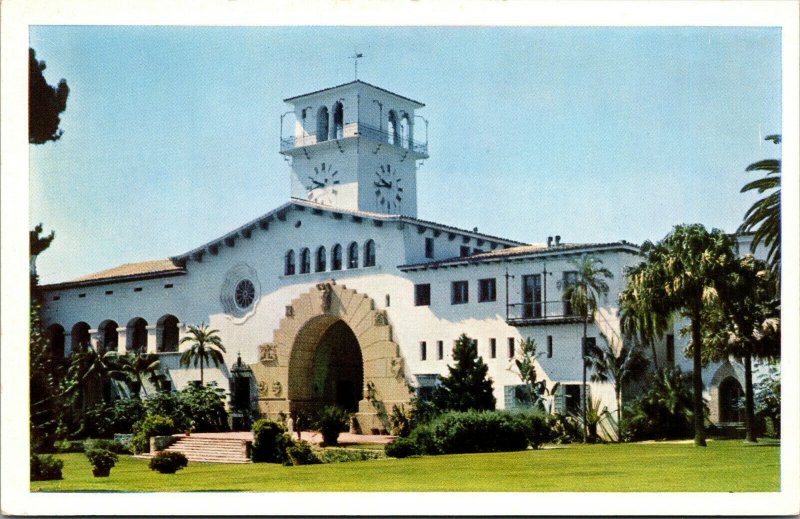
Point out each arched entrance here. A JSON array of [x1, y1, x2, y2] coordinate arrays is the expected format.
[[719, 376, 745, 423], [290, 318, 363, 414], [250, 282, 411, 433]]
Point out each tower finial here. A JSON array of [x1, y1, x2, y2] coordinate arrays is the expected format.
[[349, 51, 363, 80]]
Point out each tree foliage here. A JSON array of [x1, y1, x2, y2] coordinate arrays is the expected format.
[[434, 334, 495, 412], [29, 48, 70, 144], [179, 324, 226, 385], [739, 134, 781, 278], [621, 224, 737, 446], [697, 254, 780, 441], [511, 337, 559, 411], [585, 335, 648, 441]]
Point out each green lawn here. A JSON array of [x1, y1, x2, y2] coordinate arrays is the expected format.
[[31, 439, 779, 492]]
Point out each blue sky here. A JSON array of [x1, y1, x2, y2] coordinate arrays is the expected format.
[[29, 26, 781, 284]]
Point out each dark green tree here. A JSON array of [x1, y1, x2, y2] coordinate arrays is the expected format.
[[29, 48, 70, 144], [621, 224, 737, 446], [739, 134, 781, 279], [698, 254, 780, 442], [434, 334, 495, 412]]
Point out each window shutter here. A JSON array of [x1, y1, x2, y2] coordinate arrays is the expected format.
[[553, 385, 566, 415]]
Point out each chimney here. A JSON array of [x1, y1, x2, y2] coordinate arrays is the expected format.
[[555, 235, 561, 246], [547, 236, 553, 248]]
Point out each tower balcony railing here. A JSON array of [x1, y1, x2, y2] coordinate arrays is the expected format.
[[506, 300, 591, 327], [280, 121, 428, 156]]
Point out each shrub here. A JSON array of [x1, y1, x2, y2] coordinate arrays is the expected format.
[[547, 414, 582, 444], [85, 448, 117, 477], [389, 404, 413, 437], [107, 398, 146, 434], [384, 436, 419, 458], [410, 397, 440, 429], [521, 412, 552, 449], [318, 447, 382, 463], [131, 415, 176, 454], [30, 454, 63, 481], [149, 451, 189, 474], [251, 419, 291, 463], [180, 382, 230, 432], [144, 391, 190, 431], [285, 441, 321, 466], [427, 410, 528, 454], [54, 440, 85, 453], [623, 367, 697, 441], [408, 423, 437, 455], [316, 406, 350, 446], [84, 438, 130, 455]]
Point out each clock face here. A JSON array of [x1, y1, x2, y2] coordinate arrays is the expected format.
[[304, 162, 339, 204], [373, 164, 403, 212]]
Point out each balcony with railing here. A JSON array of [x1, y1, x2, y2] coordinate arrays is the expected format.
[[280, 121, 428, 157], [506, 300, 590, 326]]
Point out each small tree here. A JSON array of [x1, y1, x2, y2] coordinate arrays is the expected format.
[[434, 334, 495, 412], [179, 324, 226, 385], [585, 334, 648, 441], [511, 337, 559, 412]]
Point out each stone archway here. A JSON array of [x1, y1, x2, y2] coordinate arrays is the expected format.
[[250, 281, 410, 433]]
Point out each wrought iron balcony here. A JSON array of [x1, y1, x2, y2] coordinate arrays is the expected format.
[[506, 300, 591, 326], [280, 122, 428, 157]]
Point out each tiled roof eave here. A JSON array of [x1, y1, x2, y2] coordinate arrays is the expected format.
[[40, 268, 186, 291], [399, 242, 642, 271]]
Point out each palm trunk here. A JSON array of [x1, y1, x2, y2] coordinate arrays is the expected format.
[[582, 312, 589, 443], [616, 388, 622, 443], [744, 351, 756, 443], [690, 306, 707, 447], [200, 349, 204, 385], [650, 341, 659, 370]]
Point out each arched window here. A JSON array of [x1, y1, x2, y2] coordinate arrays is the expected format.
[[300, 248, 311, 274], [333, 102, 344, 139], [316, 246, 327, 272], [46, 324, 65, 359], [157, 314, 179, 353], [331, 244, 342, 271], [98, 320, 119, 355], [387, 110, 398, 145], [364, 239, 376, 267], [71, 322, 91, 352], [126, 317, 148, 354], [347, 242, 359, 269], [400, 113, 410, 149], [285, 250, 296, 275], [719, 377, 745, 422], [316, 106, 329, 143]]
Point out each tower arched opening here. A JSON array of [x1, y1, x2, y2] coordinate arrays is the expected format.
[[316, 106, 329, 143], [719, 376, 745, 423]]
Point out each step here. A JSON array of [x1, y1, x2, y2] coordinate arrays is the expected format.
[[154, 436, 251, 464]]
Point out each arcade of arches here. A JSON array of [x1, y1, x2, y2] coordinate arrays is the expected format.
[[249, 282, 411, 433]]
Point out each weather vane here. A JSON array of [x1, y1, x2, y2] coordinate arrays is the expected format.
[[349, 51, 363, 80]]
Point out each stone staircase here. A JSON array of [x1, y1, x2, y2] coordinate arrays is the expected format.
[[159, 434, 251, 464]]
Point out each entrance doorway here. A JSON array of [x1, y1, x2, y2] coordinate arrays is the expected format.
[[288, 317, 364, 416]]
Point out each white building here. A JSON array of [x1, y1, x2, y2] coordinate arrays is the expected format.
[[39, 80, 745, 434]]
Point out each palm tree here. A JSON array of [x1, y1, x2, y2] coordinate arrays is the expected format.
[[619, 252, 673, 370], [66, 343, 128, 408], [561, 254, 613, 442], [701, 255, 780, 442], [585, 334, 648, 441], [117, 352, 161, 397], [179, 324, 226, 385], [622, 224, 737, 447], [739, 134, 781, 279]]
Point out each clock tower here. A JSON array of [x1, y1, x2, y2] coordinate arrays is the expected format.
[[280, 81, 428, 217]]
